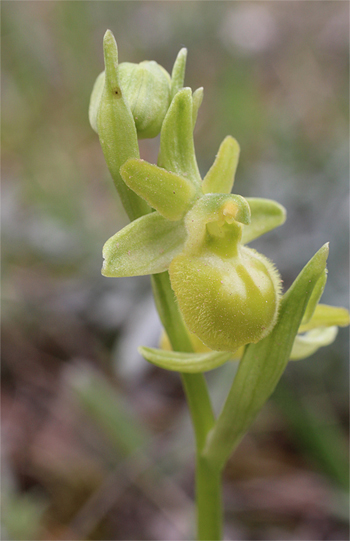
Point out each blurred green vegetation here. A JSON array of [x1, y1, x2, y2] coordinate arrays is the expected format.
[[2, 2, 349, 540]]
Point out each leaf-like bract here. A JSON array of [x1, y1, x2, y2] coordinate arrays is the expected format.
[[204, 243, 329, 470]]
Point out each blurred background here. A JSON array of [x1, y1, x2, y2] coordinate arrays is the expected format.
[[2, 2, 349, 540]]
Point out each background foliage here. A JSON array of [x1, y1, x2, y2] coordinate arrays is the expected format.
[[2, 2, 349, 540]]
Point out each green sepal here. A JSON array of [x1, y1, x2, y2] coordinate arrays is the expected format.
[[242, 198, 286, 244], [160, 88, 201, 187], [301, 270, 327, 325], [299, 304, 350, 333], [120, 158, 198, 221], [202, 136, 240, 195], [204, 243, 329, 470], [102, 212, 187, 277], [192, 87, 204, 128], [170, 48, 187, 100], [290, 326, 338, 360], [139, 346, 231, 373], [89, 71, 105, 133], [97, 30, 149, 221]]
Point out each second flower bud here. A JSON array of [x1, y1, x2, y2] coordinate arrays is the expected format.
[[118, 61, 171, 139]]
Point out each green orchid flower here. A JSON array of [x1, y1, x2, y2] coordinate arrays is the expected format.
[[101, 87, 284, 355]]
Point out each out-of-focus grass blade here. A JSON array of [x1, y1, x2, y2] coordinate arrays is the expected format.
[[273, 382, 349, 491], [1, 491, 46, 541], [69, 365, 149, 456]]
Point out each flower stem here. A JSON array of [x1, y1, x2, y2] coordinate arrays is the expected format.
[[151, 272, 222, 540], [180, 373, 214, 452], [196, 456, 222, 541]]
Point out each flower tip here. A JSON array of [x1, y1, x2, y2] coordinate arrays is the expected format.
[[102, 30, 119, 88], [101, 250, 112, 277], [312, 243, 330, 273], [322, 242, 330, 258], [103, 29, 118, 57], [101, 260, 108, 277], [228, 135, 240, 150], [103, 29, 115, 44]]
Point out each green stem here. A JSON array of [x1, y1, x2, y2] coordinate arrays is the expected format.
[[196, 456, 222, 541], [180, 373, 214, 452], [151, 272, 222, 540]]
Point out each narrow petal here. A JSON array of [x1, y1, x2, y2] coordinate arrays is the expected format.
[[160, 88, 201, 187], [192, 87, 204, 128], [139, 346, 231, 373], [102, 212, 186, 277], [290, 326, 338, 360], [242, 198, 286, 244], [202, 136, 240, 195], [170, 48, 187, 100], [120, 158, 197, 221]]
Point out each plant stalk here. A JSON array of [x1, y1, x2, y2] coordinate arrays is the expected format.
[[196, 455, 222, 540], [151, 272, 223, 540]]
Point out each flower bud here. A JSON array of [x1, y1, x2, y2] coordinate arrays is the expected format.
[[118, 61, 171, 139]]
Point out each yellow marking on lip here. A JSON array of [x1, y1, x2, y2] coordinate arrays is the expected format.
[[221, 201, 238, 224]]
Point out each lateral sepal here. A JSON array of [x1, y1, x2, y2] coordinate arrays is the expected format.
[[102, 212, 186, 277]]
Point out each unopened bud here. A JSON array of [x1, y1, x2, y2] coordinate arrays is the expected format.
[[118, 61, 171, 139]]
